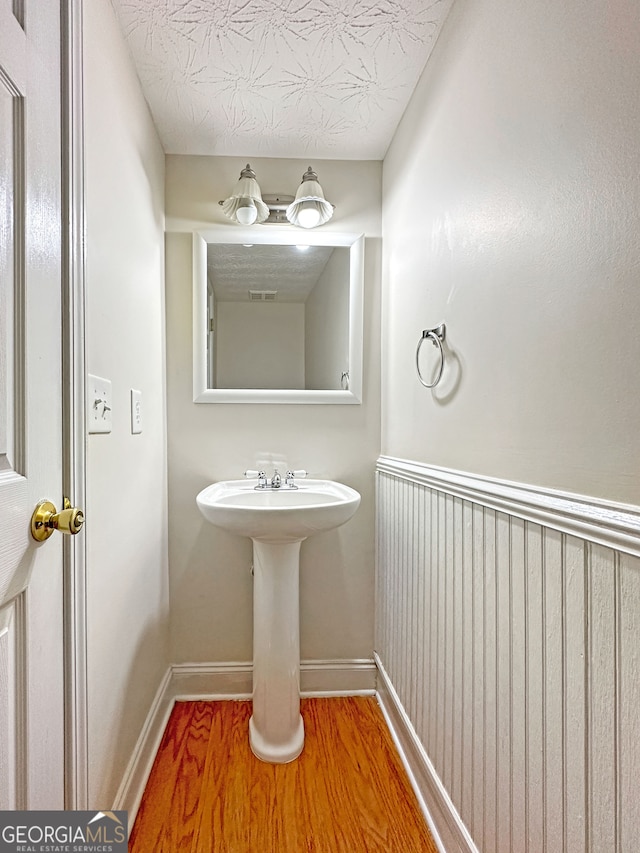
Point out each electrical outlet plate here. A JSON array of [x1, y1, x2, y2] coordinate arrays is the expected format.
[[88, 374, 112, 434], [130, 389, 142, 434]]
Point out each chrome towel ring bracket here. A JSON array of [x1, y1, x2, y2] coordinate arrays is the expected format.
[[416, 323, 446, 388]]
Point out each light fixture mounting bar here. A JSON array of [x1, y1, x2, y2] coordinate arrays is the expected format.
[[261, 194, 295, 225]]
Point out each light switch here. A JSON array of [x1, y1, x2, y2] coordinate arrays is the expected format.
[[88, 374, 112, 434], [130, 389, 142, 434]]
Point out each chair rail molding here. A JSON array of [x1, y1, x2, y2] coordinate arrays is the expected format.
[[377, 455, 640, 558]]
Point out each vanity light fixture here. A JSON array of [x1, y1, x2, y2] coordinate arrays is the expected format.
[[220, 164, 335, 228], [220, 164, 269, 226], [286, 166, 334, 229]]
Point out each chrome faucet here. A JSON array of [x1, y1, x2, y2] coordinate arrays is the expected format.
[[244, 468, 284, 490]]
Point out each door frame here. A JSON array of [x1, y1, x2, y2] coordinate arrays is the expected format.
[[61, 0, 88, 811]]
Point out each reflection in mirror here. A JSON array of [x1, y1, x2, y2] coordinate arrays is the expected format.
[[208, 244, 349, 391], [193, 231, 364, 404]]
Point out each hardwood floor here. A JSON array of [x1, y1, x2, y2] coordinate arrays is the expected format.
[[129, 696, 438, 852]]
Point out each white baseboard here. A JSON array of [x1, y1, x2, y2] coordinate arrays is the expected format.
[[300, 658, 376, 696], [112, 666, 174, 827], [115, 658, 376, 829], [171, 657, 376, 699], [171, 660, 253, 699], [375, 654, 479, 853]]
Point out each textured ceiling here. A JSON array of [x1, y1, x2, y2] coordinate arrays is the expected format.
[[110, 0, 454, 159], [207, 244, 338, 301]]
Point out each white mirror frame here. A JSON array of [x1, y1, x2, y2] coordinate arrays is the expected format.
[[193, 229, 364, 404]]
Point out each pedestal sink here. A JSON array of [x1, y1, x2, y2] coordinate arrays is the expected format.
[[196, 478, 361, 763]]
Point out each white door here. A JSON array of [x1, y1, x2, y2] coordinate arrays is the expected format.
[[0, 0, 70, 808]]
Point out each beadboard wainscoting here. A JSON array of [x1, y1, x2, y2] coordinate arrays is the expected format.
[[375, 456, 640, 853]]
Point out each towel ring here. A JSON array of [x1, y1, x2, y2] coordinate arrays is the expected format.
[[416, 323, 446, 388]]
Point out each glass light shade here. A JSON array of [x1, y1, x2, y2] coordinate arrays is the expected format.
[[286, 167, 334, 228], [221, 164, 269, 225]]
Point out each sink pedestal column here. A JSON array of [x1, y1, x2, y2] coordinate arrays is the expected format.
[[249, 538, 305, 763]]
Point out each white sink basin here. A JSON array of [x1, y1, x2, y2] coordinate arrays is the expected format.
[[196, 476, 361, 764], [196, 478, 361, 543]]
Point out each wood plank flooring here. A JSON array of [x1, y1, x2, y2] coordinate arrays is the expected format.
[[129, 696, 438, 852]]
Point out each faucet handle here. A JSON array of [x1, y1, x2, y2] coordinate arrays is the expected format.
[[245, 469, 267, 488], [285, 469, 307, 487]]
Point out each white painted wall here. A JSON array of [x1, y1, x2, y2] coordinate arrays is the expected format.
[[84, 0, 169, 806], [165, 155, 381, 665], [382, 0, 640, 506], [379, 0, 640, 849], [216, 302, 305, 389], [305, 248, 350, 390]]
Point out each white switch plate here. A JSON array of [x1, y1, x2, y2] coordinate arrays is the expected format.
[[130, 389, 142, 434], [88, 374, 112, 434]]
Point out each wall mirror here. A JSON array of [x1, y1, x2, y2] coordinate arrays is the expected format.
[[193, 229, 364, 404]]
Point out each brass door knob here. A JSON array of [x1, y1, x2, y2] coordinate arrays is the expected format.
[[31, 499, 85, 542]]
